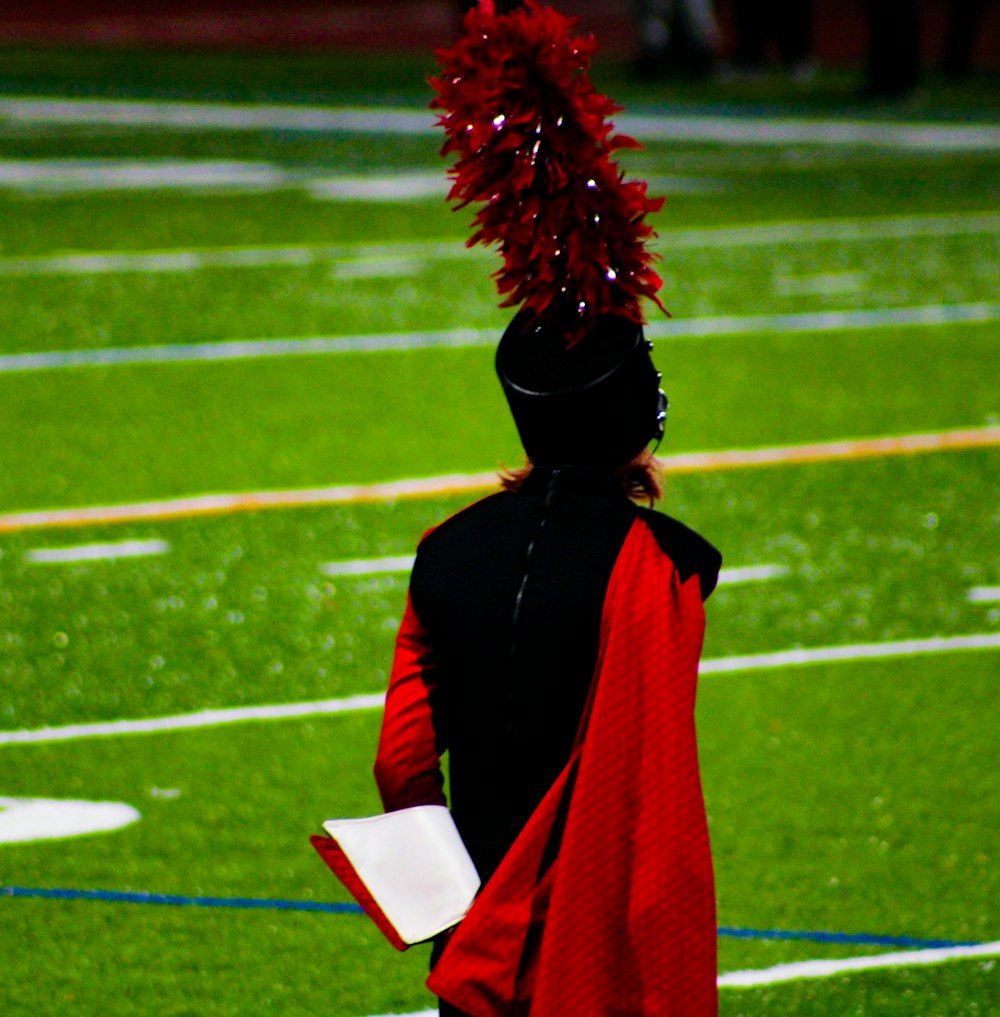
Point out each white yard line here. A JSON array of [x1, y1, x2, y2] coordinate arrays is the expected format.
[[646, 303, 1000, 338], [720, 564, 789, 584], [620, 114, 1000, 152], [967, 586, 1000, 603], [0, 329, 498, 373], [699, 633, 1000, 675], [640, 174, 730, 195], [773, 272, 866, 297], [2, 302, 998, 375], [717, 940, 1000, 988], [0, 211, 994, 278], [320, 555, 416, 577], [329, 258, 426, 280], [364, 939, 1000, 1012], [313, 172, 721, 202], [1, 427, 997, 534], [2, 98, 999, 150], [305, 172, 446, 201], [0, 693, 387, 746], [367, 1012, 435, 1017], [317, 557, 789, 583], [0, 159, 453, 201], [25, 538, 169, 564], [658, 212, 1000, 247], [0, 99, 438, 135], [0, 159, 290, 193], [0, 796, 140, 844], [0, 239, 480, 278], [2, 632, 997, 747]]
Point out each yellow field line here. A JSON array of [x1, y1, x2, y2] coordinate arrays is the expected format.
[[659, 426, 1000, 471], [1, 426, 997, 534]]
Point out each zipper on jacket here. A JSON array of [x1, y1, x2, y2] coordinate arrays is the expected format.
[[509, 467, 561, 663]]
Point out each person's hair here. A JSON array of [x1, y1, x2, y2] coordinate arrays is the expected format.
[[499, 448, 665, 506]]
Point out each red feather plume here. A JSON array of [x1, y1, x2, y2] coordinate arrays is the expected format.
[[430, 0, 666, 343]]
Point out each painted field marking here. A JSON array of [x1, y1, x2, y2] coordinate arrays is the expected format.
[[373, 942, 1000, 1010], [0, 328, 497, 373], [658, 212, 1000, 248], [716, 940, 1000, 988], [3, 97, 999, 150], [620, 114, 1000, 152], [372, 941, 1000, 1007], [721, 564, 789, 584], [379, 169, 755, 204], [369, 1011, 434, 1017], [3, 301, 998, 375], [0, 797, 140, 843], [0, 693, 387, 746], [645, 302, 1000, 340], [0, 474, 497, 533], [968, 586, 1000, 603], [657, 426, 1000, 472], [2, 632, 997, 748], [5, 885, 993, 999], [24, 538, 169, 564], [0, 99, 440, 135], [0, 239, 482, 278], [318, 556, 789, 585], [0, 426, 996, 535], [773, 271, 866, 297], [717, 926, 976, 949], [0, 885, 362, 914], [0, 211, 994, 278], [698, 632, 1000, 674], [320, 555, 415, 578], [0, 159, 450, 200], [0, 885, 978, 952], [0, 159, 289, 193], [329, 257, 425, 280], [306, 172, 446, 202], [1, 882, 976, 968], [645, 174, 730, 195]]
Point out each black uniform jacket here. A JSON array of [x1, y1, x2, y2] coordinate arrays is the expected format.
[[374, 465, 721, 887]]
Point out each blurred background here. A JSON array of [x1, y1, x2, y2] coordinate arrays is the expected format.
[[1, 0, 998, 101]]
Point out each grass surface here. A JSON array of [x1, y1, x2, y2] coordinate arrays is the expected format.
[[3, 44, 1000, 119], [3, 450, 999, 727], [2, 326, 998, 513], [0, 231, 996, 350], [1, 41, 998, 1017]]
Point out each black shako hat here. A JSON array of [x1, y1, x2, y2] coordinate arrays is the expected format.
[[496, 308, 666, 468]]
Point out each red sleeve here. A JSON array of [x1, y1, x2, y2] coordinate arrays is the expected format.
[[373, 591, 447, 812]]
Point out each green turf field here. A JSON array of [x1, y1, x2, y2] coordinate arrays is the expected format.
[[1, 45, 998, 1017]]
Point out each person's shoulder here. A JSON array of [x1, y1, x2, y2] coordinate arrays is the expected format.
[[635, 506, 723, 599], [416, 490, 512, 554], [411, 491, 514, 598]]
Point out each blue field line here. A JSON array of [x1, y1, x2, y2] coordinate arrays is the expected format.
[[1, 884, 363, 914], [1, 885, 980, 949], [716, 925, 979, 950]]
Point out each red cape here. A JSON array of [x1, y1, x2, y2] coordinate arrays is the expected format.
[[427, 518, 717, 1016]]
